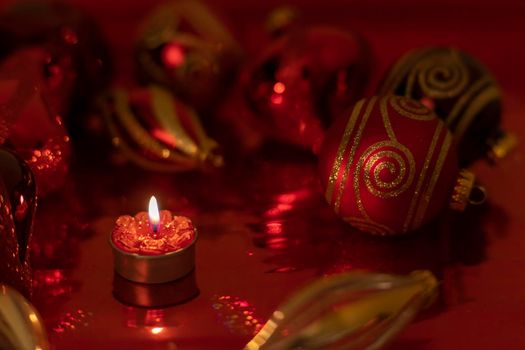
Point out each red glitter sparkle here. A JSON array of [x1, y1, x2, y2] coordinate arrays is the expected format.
[[111, 210, 195, 255], [211, 295, 263, 336]]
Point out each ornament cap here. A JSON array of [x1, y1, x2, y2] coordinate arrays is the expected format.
[[450, 169, 476, 211], [487, 130, 517, 162]]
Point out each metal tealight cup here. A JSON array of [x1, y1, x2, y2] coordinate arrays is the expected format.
[[110, 231, 197, 284]]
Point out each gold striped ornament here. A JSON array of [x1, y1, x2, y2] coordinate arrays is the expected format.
[[245, 270, 438, 350], [379, 46, 516, 165], [101, 85, 222, 172], [135, 0, 243, 109], [0, 285, 49, 350]]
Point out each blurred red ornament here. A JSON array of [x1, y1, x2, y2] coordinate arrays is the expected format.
[[0, 49, 71, 196], [319, 96, 475, 235], [135, 0, 243, 110], [0, 147, 36, 298], [244, 26, 371, 153], [212, 86, 266, 156], [0, 1, 111, 123], [378, 46, 515, 165]]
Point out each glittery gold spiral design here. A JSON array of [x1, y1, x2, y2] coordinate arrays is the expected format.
[[358, 141, 415, 199], [381, 47, 504, 154], [410, 51, 469, 99], [389, 96, 435, 121]]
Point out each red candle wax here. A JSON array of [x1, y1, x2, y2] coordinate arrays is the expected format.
[[111, 210, 195, 256]]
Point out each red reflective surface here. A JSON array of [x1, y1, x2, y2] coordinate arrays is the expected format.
[[19, 1, 525, 349]]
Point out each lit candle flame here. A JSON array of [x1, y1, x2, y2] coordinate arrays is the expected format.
[[148, 196, 160, 233]]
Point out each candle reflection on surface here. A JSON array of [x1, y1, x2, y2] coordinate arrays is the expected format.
[[123, 307, 179, 340], [150, 327, 164, 335], [125, 307, 165, 329]]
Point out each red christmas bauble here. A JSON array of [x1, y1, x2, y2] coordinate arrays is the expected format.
[[319, 96, 466, 235], [0, 49, 71, 196], [0, 1, 111, 121], [245, 26, 371, 153], [0, 146, 36, 298], [135, 0, 242, 111]]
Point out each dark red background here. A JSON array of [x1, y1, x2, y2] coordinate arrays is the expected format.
[[7, 1, 525, 349]]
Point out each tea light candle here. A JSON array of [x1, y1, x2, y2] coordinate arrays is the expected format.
[[110, 196, 197, 283]]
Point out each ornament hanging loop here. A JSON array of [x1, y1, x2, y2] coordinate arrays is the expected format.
[[468, 185, 487, 206]]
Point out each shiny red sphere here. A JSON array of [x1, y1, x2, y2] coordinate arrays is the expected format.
[[0, 49, 71, 196], [245, 26, 371, 153], [319, 96, 458, 235]]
